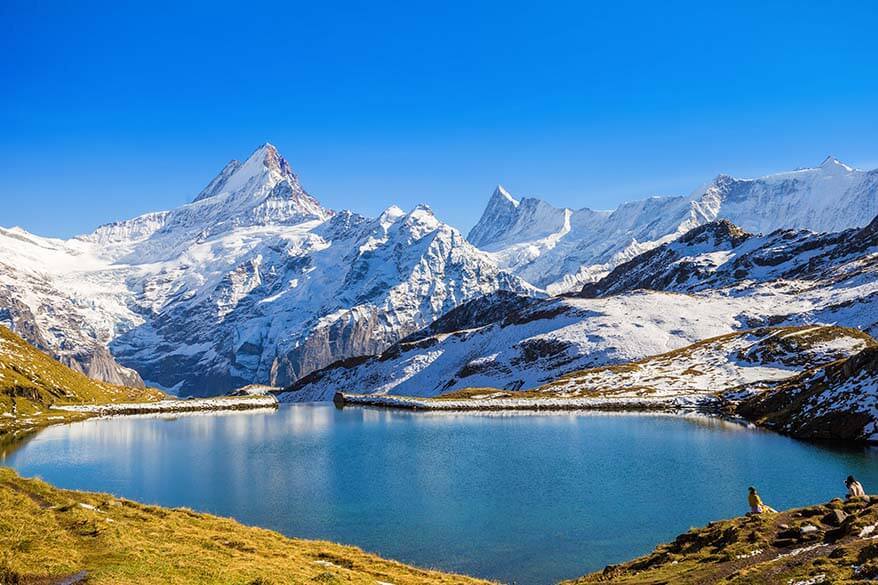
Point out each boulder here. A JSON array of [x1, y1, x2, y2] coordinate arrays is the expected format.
[[822, 509, 848, 527]]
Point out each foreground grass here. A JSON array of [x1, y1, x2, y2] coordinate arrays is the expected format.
[[566, 496, 878, 585], [0, 467, 492, 585]]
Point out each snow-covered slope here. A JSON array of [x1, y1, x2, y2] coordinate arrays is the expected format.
[[279, 216, 878, 402], [0, 228, 146, 387], [0, 144, 533, 395], [737, 345, 878, 442], [278, 291, 753, 402], [347, 325, 873, 411], [579, 214, 878, 298], [469, 157, 878, 293], [536, 325, 874, 401]]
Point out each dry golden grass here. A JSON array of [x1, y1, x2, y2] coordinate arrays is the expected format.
[[0, 467, 493, 585]]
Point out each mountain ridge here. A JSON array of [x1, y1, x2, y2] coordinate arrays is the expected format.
[[1, 146, 877, 396], [468, 156, 878, 293], [280, 215, 878, 402]]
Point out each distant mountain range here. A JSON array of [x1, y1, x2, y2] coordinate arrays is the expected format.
[[468, 156, 878, 293], [1, 144, 876, 396]]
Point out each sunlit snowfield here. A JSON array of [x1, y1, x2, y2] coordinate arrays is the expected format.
[[5, 404, 878, 584]]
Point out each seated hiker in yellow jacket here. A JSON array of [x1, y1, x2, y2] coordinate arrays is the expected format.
[[748, 486, 777, 514]]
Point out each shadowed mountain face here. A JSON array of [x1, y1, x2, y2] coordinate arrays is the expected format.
[[579, 214, 878, 298]]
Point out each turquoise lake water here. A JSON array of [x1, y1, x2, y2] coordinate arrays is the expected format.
[[3, 404, 877, 584]]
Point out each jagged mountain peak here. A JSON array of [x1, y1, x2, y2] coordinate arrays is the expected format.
[[378, 205, 406, 225], [467, 185, 569, 252], [191, 142, 311, 206], [178, 143, 330, 233], [494, 185, 519, 206], [248, 142, 297, 178], [396, 204, 442, 238], [818, 154, 855, 172], [411, 202, 434, 214]]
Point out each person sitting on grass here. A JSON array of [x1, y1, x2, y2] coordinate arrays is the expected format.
[[748, 486, 777, 514], [845, 475, 866, 499]]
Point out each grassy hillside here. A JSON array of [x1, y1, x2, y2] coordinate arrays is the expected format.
[[0, 325, 164, 439], [0, 467, 491, 585], [565, 495, 878, 585]]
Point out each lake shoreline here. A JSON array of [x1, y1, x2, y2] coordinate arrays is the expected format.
[[332, 391, 878, 446], [0, 467, 491, 585], [1, 395, 278, 448], [332, 390, 718, 412], [9, 403, 874, 583], [52, 394, 279, 416]]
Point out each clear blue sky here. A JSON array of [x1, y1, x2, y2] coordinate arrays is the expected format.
[[2, 0, 877, 238]]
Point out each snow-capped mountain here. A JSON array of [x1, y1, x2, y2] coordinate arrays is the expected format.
[[82, 143, 332, 262], [280, 215, 878, 402], [0, 144, 532, 395], [469, 157, 878, 293], [3, 147, 877, 397]]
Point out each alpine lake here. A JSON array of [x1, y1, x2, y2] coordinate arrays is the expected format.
[[4, 403, 877, 584]]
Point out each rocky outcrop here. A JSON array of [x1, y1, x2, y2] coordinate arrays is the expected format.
[[737, 347, 878, 442], [65, 346, 145, 388], [403, 291, 540, 342], [566, 496, 878, 584], [579, 220, 753, 297]]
